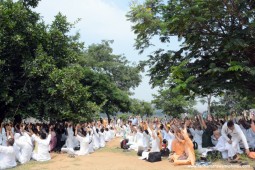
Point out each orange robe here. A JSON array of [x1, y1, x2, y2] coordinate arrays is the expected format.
[[171, 129, 195, 166]]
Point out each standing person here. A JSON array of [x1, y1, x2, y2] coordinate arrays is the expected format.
[[0, 138, 17, 169], [30, 128, 52, 161], [221, 120, 250, 161]]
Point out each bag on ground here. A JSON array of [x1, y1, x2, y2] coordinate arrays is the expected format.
[[147, 152, 161, 163]]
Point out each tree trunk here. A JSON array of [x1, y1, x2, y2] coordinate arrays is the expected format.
[[207, 94, 212, 116], [106, 112, 111, 124]]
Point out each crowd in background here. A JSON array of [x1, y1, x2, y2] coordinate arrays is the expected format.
[[0, 113, 255, 169]]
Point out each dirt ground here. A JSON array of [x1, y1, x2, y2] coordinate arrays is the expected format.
[[13, 138, 254, 170]]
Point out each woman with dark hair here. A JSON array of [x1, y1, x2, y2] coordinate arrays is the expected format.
[[73, 124, 89, 156], [30, 127, 51, 161]]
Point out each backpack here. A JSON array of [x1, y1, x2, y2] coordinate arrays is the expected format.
[[160, 148, 170, 157], [120, 139, 129, 149], [147, 152, 162, 163]]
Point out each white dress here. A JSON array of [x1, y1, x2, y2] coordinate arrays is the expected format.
[[0, 145, 17, 169], [104, 131, 111, 142], [66, 127, 75, 149], [75, 135, 89, 155], [32, 134, 51, 161], [1, 128, 7, 146], [92, 127, 100, 150], [14, 134, 33, 164], [88, 134, 94, 153], [99, 132, 105, 148]]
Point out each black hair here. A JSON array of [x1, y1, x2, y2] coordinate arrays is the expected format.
[[82, 130, 87, 137], [227, 120, 234, 128], [160, 124, 164, 130], [144, 129, 149, 135], [96, 128, 99, 134], [100, 128, 104, 133], [40, 132, 47, 139], [163, 139, 167, 144], [7, 138, 14, 146]]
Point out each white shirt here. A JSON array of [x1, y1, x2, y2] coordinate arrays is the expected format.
[[189, 128, 203, 146], [221, 122, 249, 149], [0, 145, 17, 169], [1, 128, 7, 146], [104, 131, 111, 142], [143, 132, 150, 149], [92, 127, 100, 149], [32, 134, 51, 161], [66, 127, 75, 148], [75, 135, 89, 155], [99, 132, 105, 148], [14, 134, 33, 164]]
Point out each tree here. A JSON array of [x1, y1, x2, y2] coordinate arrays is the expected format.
[[0, 0, 98, 123], [130, 99, 154, 117], [79, 41, 142, 121], [152, 88, 196, 117], [127, 0, 255, 98], [80, 69, 131, 123], [80, 40, 142, 93]]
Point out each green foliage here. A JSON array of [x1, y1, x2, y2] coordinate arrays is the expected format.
[[127, 0, 255, 97], [117, 114, 129, 122], [79, 41, 142, 120], [152, 88, 196, 117], [0, 0, 142, 123], [80, 40, 142, 93], [130, 99, 154, 117]]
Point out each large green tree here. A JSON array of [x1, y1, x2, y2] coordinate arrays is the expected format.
[[127, 0, 255, 98], [80, 40, 142, 93], [0, 0, 99, 123], [79, 41, 142, 121]]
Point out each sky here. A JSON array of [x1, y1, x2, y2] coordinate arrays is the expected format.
[[34, 0, 207, 112]]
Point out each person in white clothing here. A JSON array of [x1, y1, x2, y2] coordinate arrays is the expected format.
[[74, 124, 90, 156], [104, 128, 111, 142], [0, 138, 17, 169], [140, 122, 160, 160], [221, 120, 250, 160], [14, 131, 33, 164], [92, 126, 100, 150], [1, 123, 7, 146], [30, 128, 51, 162], [99, 128, 106, 148]]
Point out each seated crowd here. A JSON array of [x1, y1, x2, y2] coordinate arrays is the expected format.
[[0, 113, 255, 169]]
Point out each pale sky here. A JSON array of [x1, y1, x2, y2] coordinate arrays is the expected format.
[[34, 0, 207, 112]]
